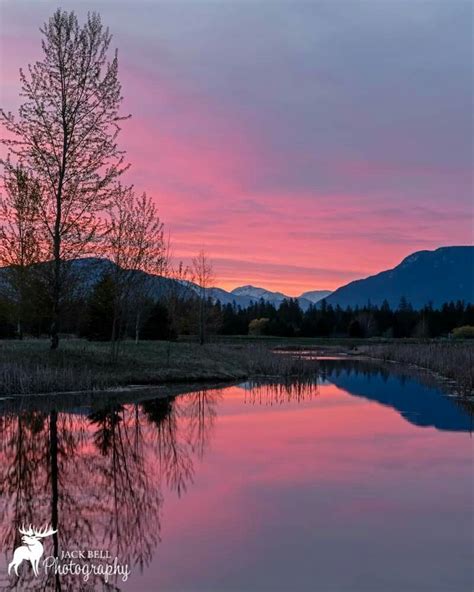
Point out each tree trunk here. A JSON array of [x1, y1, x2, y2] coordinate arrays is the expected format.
[[50, 254, 61, 350], [135, 311, 140, 344], [111, 315, 118, 361], [199, 297, 204, 345], [50, 75, 68, 351], [50, 166, 64, 350], [16, 319, 23, 341], [110, 293, 121, 362]]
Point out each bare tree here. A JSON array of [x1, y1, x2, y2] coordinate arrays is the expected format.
[[160, 253, 193, 364], [105, 184, 165, 360], [192, 249, 214, 345], [0, 163, 41, 338], [0, 9, 129, 349]]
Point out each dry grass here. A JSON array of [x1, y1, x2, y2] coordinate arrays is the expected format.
[[0, 339, 317, 395], [357, 342, 474, 395]]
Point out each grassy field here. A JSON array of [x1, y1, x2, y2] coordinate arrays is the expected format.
[[0, 338, 314, 395], [1, 337, 472, 396]]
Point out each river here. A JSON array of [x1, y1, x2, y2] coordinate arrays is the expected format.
[[0, 359, 472, 591]]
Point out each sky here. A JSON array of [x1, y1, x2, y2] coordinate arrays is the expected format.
[[0, 0, 472, 294]]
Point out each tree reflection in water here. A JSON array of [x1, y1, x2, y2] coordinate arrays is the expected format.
[[0, 380, 318, 591], [0, 388, 222, 591], [243, 379, 319, 406]]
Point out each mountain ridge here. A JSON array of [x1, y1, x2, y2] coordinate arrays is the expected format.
[[322, 246, 473, 309], [1, 246, 471, 311], [228, 284, 328, 310]]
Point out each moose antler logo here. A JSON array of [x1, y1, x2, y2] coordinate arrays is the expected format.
[[8, 524, 57, 577]]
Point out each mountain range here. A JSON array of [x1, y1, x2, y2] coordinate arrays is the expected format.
[[0, 258, 330, 312], [214, 246, 472, 309], [225, 286, 331, 310], [0, 246, 471, 310]]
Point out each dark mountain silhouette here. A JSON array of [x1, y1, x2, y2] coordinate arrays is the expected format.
[[323, 246, 473, 309]]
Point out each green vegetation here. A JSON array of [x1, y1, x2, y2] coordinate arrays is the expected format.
[[452, 325, 474, 339]]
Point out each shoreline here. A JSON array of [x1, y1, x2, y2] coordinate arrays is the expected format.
[[0, 338, 472, 398], [353, 342, 473, 397], [0, 339, 313, 396]]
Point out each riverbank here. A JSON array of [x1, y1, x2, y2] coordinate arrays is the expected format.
[[1, 338, 472, 397], [355, 342, 473, 396], [259, 337, 473, 395], [0, 339, 313, 395]]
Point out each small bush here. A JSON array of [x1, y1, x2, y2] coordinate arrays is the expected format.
[[452, 325, 474, 339], [248, 318, 270, 336]]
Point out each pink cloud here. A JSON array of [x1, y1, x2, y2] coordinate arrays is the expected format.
[[1, 10, 471, 294]]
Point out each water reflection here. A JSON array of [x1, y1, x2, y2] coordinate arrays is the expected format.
[[318, 359, 473, 431], [0, 361, 472, 591], [0, 388, 223, 591], [242, 379, 319, 406]]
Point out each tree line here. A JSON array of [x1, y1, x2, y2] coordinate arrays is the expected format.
[[219, 297, 474, 338], [0, 277, 471, 340]]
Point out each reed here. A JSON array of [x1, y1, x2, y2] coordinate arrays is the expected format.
[[358, 342, 473, 395], [0, 339, 317, 396]]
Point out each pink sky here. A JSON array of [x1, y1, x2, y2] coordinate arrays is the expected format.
[[0, 1, 472, 294]]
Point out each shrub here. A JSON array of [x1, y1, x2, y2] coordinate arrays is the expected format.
[[248, 318, 270, 336], [141, 302, 176, 340], [452, 325, 474, 339]]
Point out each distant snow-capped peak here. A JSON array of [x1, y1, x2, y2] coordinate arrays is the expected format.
[[231, 285, 286, 300], [228, 285, 332, 310]]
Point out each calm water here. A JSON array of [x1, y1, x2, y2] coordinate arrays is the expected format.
[[0, 360, 472, 591]]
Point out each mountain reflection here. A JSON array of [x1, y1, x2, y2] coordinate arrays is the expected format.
[[318, 359, 474, 432]]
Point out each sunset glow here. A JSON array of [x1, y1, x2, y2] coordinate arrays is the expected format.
[[1, 1, 471, 293]]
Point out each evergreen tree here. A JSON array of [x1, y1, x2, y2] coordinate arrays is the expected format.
[[83, 275, 116, 341], [141, 302, 176, 340]]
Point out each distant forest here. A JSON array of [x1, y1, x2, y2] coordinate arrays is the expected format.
[[1, 270, 472, 341], [218, 298, 474, 339]]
